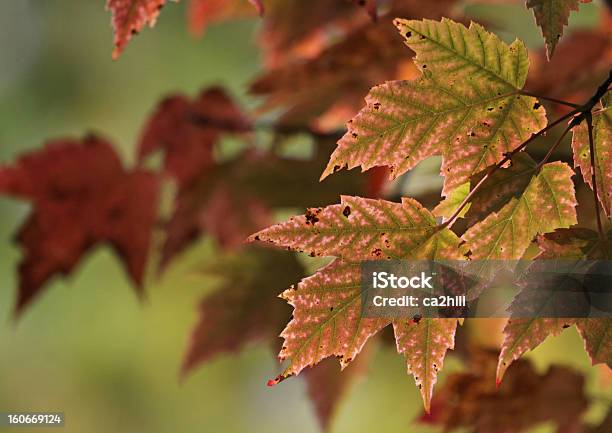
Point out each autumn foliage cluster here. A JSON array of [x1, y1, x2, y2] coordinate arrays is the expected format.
[[1, 0, 611, 431]]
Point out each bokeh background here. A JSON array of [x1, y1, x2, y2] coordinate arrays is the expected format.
[[0, 1, 609, 432]]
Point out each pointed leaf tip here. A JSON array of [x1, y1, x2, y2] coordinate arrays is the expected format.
[[267, 374, 289, 387]]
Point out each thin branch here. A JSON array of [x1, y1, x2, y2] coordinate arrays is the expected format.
[[586, 111, 608, 258], [535, 123, 573, 170], [519, 90, 580, 108]]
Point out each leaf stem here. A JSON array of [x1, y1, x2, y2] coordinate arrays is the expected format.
[[535, 123, 573, 170], [519, 90, 580, 108], [586, 111, 608, 258]]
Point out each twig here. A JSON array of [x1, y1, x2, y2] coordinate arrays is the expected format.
[[535, 123, 573, 170], [519, 90, 580, 108]]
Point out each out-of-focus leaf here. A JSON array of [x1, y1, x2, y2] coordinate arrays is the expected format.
[[422, 349, 589, 433], [138, 86, 251, 188], [0, 136, 159, 314]]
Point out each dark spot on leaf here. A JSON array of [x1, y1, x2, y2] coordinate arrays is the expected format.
[[533, 102, 541, 110], [305, 209, 320, 225], [413, 314, 422, 324], [343, 206, 351, 217]]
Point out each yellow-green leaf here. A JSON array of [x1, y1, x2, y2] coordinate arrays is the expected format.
[[323, 18, 546, 195]]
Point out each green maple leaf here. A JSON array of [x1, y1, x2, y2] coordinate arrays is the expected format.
[[463, 160, 577, 260], [526, 0, 590, 60], [462, 159, 577, 365], [322, 18, 546, 195], [572, 94, 612, 216], [251, 196, 465, 411]]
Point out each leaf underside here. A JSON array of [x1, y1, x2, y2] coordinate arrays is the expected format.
[[251, 196, 465, 411], [324, 18, 546, 195]]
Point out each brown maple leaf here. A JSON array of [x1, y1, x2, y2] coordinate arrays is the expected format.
[[0, 136, 159, 315], [421, 349, 589, 433]]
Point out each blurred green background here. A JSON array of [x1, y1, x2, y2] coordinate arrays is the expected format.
[[0, 1, 609, 432]]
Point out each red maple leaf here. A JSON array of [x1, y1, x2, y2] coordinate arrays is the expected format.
[[0, 136, 159, 315], [138, 86, 251, 188]]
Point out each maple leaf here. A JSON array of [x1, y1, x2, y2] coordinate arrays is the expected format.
[[422, 349, 589, 433], [106, 0, 174, 59], [526, 0, 591, 60], [572, 94, 612, 216], [251, 196, 466, 411], [537, 229, 612, 368], [0, 136, 159, 315], [138, 86, 251, 188], [323, 18, 546, 195], [462, 159, 577, 260], [496, 228, 611, 382]]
